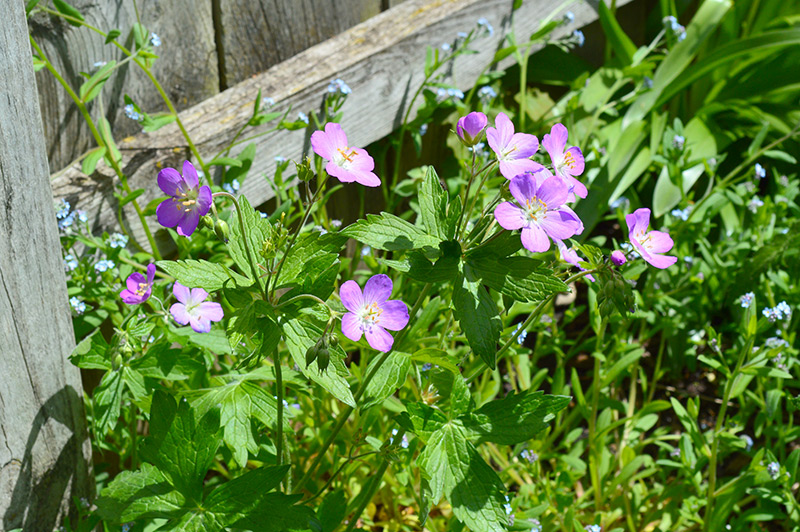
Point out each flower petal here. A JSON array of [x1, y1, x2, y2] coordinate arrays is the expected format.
[[326, 161, 357, 183], [542, 123, 568, 163], [157, 167, 184, 196], [311, 130, 335, 160], [494, 202, 525, 230], [339, 280, 363, 312], [628, 208, 651, 237], [540, 210, 581, 241], [196, 186, 213, 216], [643, 252, 677, 269], [378, 300, 409, 331], [183, 160, 199, 189], [146, 263, 157, 284], [564, 146, 584, 176], [508, 132, 539, 159], [170, 302, 191, 325], [536, 176, 569, 208], [341, 313, 363, 342], [499, 159, 542, 180], [509, 173, 536, 205], [120, 289, 144, 305], [197, 301, 224, 322], [364, 274, 393, 304], [646, 230, 674, 254], [189, 315, 212, 333], [365, 325, 394, 352], [176, 208, 200, 237], [126, 272, 146, 292], [520, 226, 550, 252], [173, 282, 191, 304], [189, 287, 209, 304], [352, 170, 381, 187], [487, 112, 514, 155], [156, 198, 183, 228]]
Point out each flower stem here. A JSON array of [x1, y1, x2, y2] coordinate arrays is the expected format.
[[703, 334, 753, 531], [588, 320, 607, 511], [341, 437, 400, 532], [292, 284, 432, 494], [275, 351, 284, 466]]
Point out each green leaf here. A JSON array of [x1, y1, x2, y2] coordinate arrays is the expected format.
[[208, 156, 243, 168], [227, 197, 274, 281], [139, 391, 220, 500], [226, 143, 257, 185], [401, 402, 448, 443], [115, 188, 145, 207], [275, 232, 346, 290], [142, 112, 177, 133], [411, 348, 460, 375], [69, 330, 111, 370], [452, 263, 501, 369], [598, 1, 636, 65], [468, 256, 567, 303], [53, 0, 84, 25], [281, 315, 356, 407], [95, 462, 187, 522], [622, 0, 732, 127], [382, 240, 460, 283], [461, 390, 570, 445], [418, 166, 448, 240], [157, 259, 251, 292], [81, 146, 106, 175], [79, 60, 116, 103], [417, 423, 508, 532], [342, 212, 440, 251], [93, 369, 124, 434], [362, 352, 411, 409], [25, 0, 40, 15], [318, 490, 347, 532], [105, 29, 121, 43]]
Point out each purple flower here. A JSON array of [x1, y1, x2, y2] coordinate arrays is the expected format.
[[456, 112, 488, 147], [339, 274, 409, 352], [120, 263, 156, 305], [556, 240, 594, 281], [626, 208, 677, 269], [486, 112, 541, 180], [542, 123, 586, 200], [494, 170, 583, 253], [611, 250, 627, 266], [311, 123, 380, 187], [170, 282, 224, 333], [156, 161, 212, 237]]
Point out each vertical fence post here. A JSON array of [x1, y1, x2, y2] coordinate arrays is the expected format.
[[0, 1, 93, 530]]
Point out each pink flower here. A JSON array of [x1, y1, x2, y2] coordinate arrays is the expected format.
[[555, 240, 594, 281], [169, 282, 224, 333], [494, 170, 583, 253], [542, 123, 586, 200], [340, 274, 409, 352], [486, 112, 541, 179], [611, 250, 627, 266], [626, 208, 677, 269], [456, 111, 488, 146], [120, 263, 156, 304], [311, 123, 380, 187], [156, 161, 212, 237]]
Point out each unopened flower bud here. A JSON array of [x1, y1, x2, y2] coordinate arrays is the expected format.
[[316, 347, 330, 372], [112, 354, 123, 370], [200, 214, 214, 229], [327, 333, 339, 348], [456, 112, 488, 147], [214, 219, 229, 242], [305, 344, 318, 366], [611, 250, 627, 266], [296, 156, 315, 182]]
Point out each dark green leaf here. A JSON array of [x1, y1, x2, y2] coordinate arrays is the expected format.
[[452, 264, 501, 369], [468, 256, 566, 303], [362, 352, 411, 410], [69, 330, 111, 370], [461, 390, 570, 445], [342, 213, 440, 251], [598, 1, 636, 65], [382, 240, 460, 283], [116, 188, 144, 207], [227, 196, 274, 282], [226, 143, 257, 184], [95, 462, 187, 522], [81, 146, 106, 175], [418, 166, 448, 240], [157, 259, 251, 292], [53, 0, 84, 25], [105, 29, 121, 43]]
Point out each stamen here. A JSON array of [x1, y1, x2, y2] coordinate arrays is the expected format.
[[337, 147, 358, 163]]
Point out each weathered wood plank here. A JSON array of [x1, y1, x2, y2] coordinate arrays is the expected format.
[[0, 1, 92, 529], [219, 0, 384, 87], [51, 0, 630, 254], [29, 0, 218, 171]]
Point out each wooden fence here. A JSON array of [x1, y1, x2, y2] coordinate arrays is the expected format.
[[44, 0, 633, 255]]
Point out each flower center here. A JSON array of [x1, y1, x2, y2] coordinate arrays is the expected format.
[[562, 151, 576, 170], [359, 302, 383, 329], [336, 147, 358, 168], [174, 185, 199, 212], [636, 231, 652, 249], [500, 145, 518, 161], [135, 282, 149, 296], [524, 196, 547, 222]]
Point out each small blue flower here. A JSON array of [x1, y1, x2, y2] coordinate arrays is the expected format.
[[70, 296, 87, 315], [520, 449, 538, 463], [64, 254, 78, 271], [767, 461, 780, 479], [106, 232, 129, 249], [262, 96, 276, 107], [672, 134, 685, 150], [740, 292, 754, 308], [330, 219, 342, 229], [421, 363, 432, 372], [611, 196, 630, 210], [572, 30, 585, 47], [150, 33, 161, 47], [389, 428, 409, 449], [222, 179, 240, 194], [297, 112, 309, 124], [763, 301, 790, 323], [55, 199, 71, 219], [327, 78, 352, 95], [477, 85, 497, 102], [563, 11, 575, 23], [441, 42, 452, 51], [93, 60, 107, 68], [447, 88, 464, 100], [740, 434, 753, 451], [514, 323, 528, 345], [58, 212, 76, 231], [259, 212, 269, 219], [457, 31, 468, 39], [419, 123, 428, 136], [94, 259, 115, 273], [530, 519, 543, 532], [671, 207, 690, 221], [477, 17, 494, 37], [643, 76, 654, 89], [748, 196, 764, 213], [124, 104, 141, 121], [585, 525, 602, 532], [755, 163, 766, 179], [77, 210, 88, 223], [274, 155, 286, 164]]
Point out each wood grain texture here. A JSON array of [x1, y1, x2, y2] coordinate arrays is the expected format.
[[0, 1, 92, 529], [29, 0, 218, 171], [218, 0, 384, 87], [50, 0, 630, 255]]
